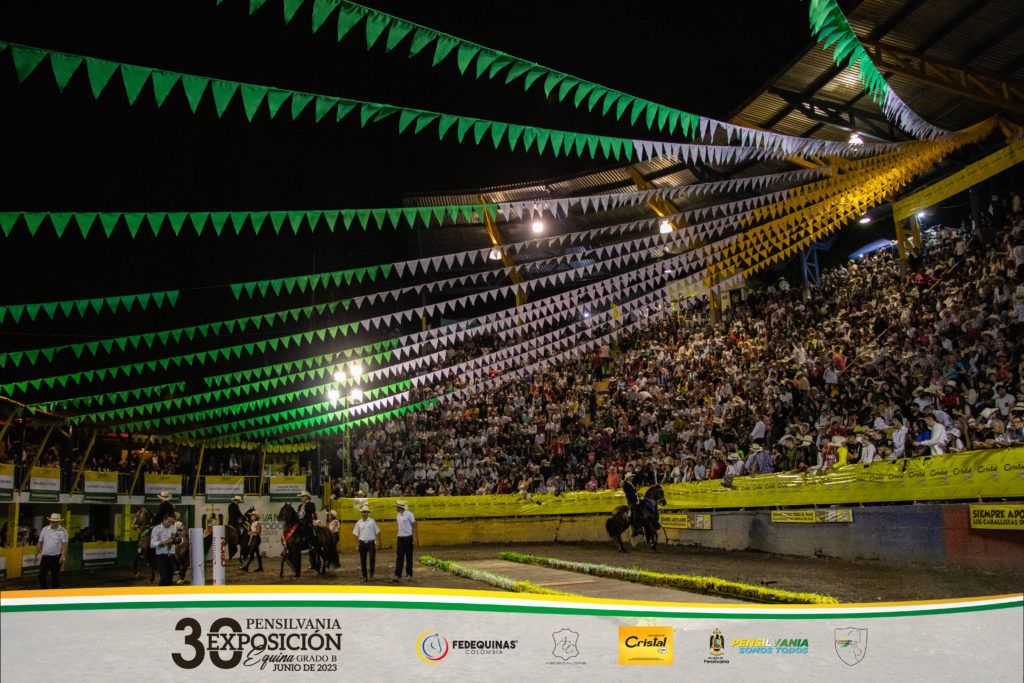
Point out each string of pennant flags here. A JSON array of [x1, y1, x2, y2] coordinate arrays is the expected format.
[[0, 0, 987, 443], [223, 0, 941, 145], [81, 280, 673, 435], [2, 185, 778, 372], [0, 39, 902, 177]]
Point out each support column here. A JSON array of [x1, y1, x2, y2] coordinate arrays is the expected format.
[[18, 423, 57, 490], [479, 196, 526, 306], [191, 445, 206, 497], [70, 430, 98, 493]]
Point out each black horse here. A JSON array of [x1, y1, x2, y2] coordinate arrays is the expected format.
[[606, 482, 667, 552], [277, 503, 338, 578]]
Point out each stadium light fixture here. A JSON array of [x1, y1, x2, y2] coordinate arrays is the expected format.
[[327, 387, 340, 403], [349, 388, 363, 402], [848, 132, 864, 146], [349, 363, 363, 380], [917, 211, 927, 220], [488, 247, 503, 261], [333, 369, 345, 383], [859, 216, 871, 224], [659, 220, 673, 234], [531, 220, 544, 233]]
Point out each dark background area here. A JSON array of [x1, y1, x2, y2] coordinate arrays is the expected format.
[[0, 0, 842, 410]]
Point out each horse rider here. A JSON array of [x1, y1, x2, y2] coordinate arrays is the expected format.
[[227, 495, 247, 538], [297, 490, 319, 554], [153, 491, 176, 533], [624, 473, 644, 537]]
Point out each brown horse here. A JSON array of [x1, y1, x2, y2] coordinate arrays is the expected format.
[[606, 484, 667, 553], [277, 503, 338, 578], [133, 508, 190, 583]]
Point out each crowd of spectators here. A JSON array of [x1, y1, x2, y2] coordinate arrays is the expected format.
[[341, 191, 1024, 498]]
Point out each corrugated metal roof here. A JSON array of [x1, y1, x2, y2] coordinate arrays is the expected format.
[[407, 0, 1023, 211]]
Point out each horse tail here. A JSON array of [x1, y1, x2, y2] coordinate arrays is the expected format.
[[605, 517, 616, 538]]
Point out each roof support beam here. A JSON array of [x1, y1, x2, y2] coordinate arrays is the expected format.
[[479, 194, 526, 306], [768, 87, 898, 140], [958, 8, 1024, 66], [914, 0, 993, 54], [859, 39, 1024, 116]]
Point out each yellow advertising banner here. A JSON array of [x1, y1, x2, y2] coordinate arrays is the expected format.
[[29, 466, 61, 502], [771, 509, 853, 524], [334, 448, 1024, 521], [969, 504, 1024, 530], [660, 513, 713, 530], [892, 141, 1024, 222], [0, 462, 14, 501]]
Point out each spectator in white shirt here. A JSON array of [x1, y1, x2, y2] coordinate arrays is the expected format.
[[150, 513, 178, 586], [391, 500, 417, 582], [352, 505, 381, 582], [892, 415, 909, 459], [920, 414, 948, 455], [35, 513, 67, 589]]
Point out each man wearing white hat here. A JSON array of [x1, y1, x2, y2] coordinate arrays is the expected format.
[[227, 495, 245, 539], [153, 491, 176, 530], [391, 500, 418, 583], [35, 513, 67, 589], [352, 505, 381, 582], [297, 491, 319, 559]]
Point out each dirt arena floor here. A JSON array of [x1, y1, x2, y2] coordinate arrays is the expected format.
[[4, 542, 1022, 602]]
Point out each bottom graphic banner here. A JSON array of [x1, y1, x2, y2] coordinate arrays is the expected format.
[[0, 589, 1021, 680]]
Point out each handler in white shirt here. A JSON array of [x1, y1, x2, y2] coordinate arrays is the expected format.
[[35, 513, 68, 589], [391, 500, 418, 582], [352, 505, 381, 582]]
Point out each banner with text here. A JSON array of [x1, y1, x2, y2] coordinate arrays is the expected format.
[[204, 476, 245, 503], [268, 476, 307, 502], [334, 449, 1024, 520], [144, 474, 182, 503], [81, 541, 118, 568], [0, 463, 13, 502], [0, 591, 1019, 680], [969, 504, 1024, 530], [83, 471, 119, 503], [28, 467, 60, 502]]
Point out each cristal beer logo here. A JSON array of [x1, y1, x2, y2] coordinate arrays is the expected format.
[[618, 626, 673, 666], [171, 617, 342, 672]]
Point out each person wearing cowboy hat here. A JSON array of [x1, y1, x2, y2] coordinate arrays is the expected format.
[[35, 513, 67, 589], [297, 491, 320, 559], [391, 500, 418, 583], [241, 509, 263, 573], [227, 495, 246, 540], [326, 509, 341, 547], [352, 504, 381, 582], [153, 491, 176, 530]]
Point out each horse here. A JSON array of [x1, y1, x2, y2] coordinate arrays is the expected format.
[[224, 507, 255, 565], [606, 483, 667, 553], [277, 503, 338, 578], [132, 507, 190, 583]]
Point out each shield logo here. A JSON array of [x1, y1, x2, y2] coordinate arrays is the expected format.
[[552, 628, 580, 660], [834, 627, 868, 666]]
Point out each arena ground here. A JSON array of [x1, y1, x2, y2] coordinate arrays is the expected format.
[[4, 542, 1023, 602]]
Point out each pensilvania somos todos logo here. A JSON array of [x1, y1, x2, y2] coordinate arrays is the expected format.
[[416, 630, 518, 663]]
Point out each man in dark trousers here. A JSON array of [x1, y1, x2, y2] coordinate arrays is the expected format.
[[391, 500, 418, 582], [150, 513, 178, 586], [297, 490, 319, 558], [351, 505, 380, 582], [35, 513, 67, 589], [240, 509, 263, 572]]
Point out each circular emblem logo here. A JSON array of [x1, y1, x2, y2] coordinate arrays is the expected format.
[[417, 631, 449, 663]]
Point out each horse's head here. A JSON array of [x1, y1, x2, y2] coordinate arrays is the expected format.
[[645, 484, 666, 506], [244, 506, 256, 518], [131, 508, 151, 530], [277, 503, 296, 523]]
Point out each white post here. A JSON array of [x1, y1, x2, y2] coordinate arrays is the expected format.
[[189, 528, 205, 586], [212, 525, 226, 586]]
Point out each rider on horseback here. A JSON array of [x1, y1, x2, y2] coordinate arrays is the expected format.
[[624, 473, 644, 537], [297, 490, 319, 554], [227, 495, 247, 539]]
